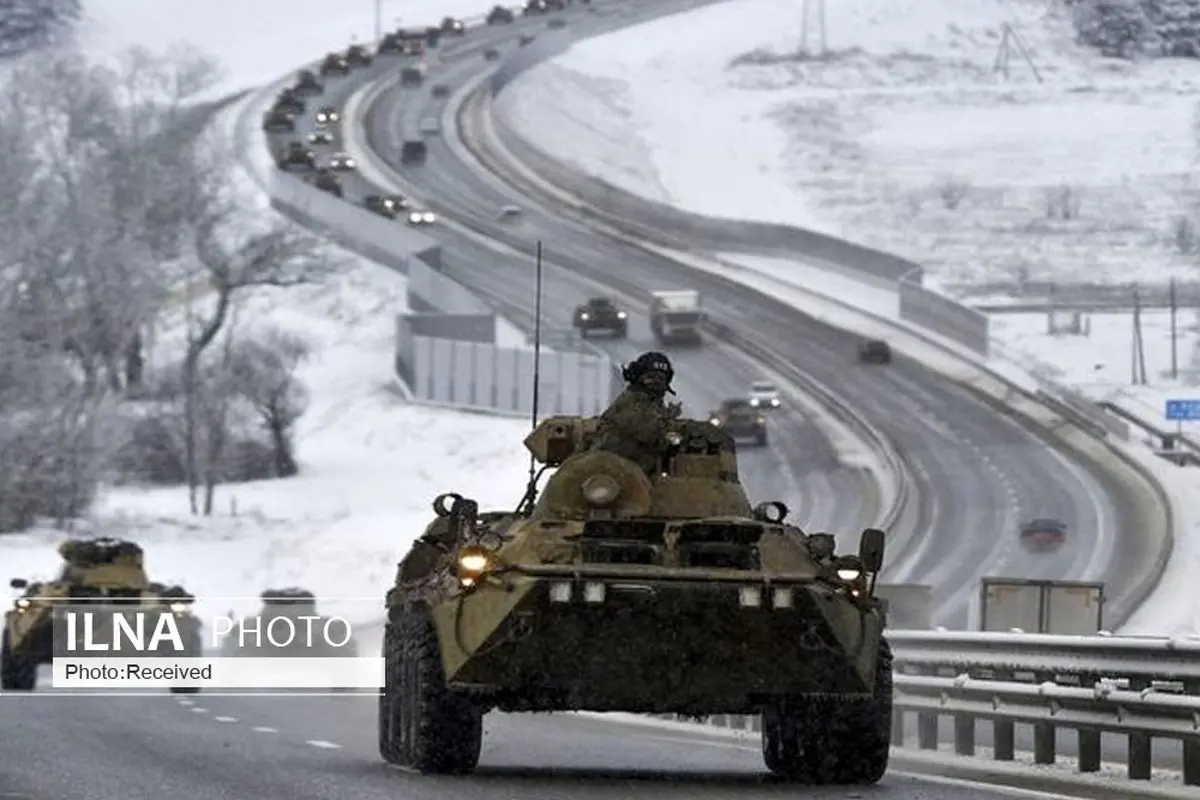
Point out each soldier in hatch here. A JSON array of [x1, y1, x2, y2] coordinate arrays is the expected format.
[[589, 351, 682, 475]]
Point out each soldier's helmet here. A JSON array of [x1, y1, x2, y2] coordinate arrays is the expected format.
[[622, 351, 675, 395]]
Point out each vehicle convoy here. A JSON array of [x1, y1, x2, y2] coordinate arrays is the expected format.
[[649, 289, 705, 345], [1019, 518, 1067, 552], [2, 538, 202, 692], [573, 296, 628, 338], [379, 414, 891, 783], [709, 399, 769, 446], [748, 380, 781, 410], [219, 588, 358, 658]]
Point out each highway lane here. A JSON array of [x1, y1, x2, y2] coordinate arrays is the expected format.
[[348, 16, 1128, 628], [263, 36, 873, 534], [0, 688, 1102, 800]]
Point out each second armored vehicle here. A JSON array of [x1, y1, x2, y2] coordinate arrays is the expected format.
[[3, 538, 201, 692], [379, 414, 892, 783], [709, 398, 769, 446], [573, 296, 628, 338]]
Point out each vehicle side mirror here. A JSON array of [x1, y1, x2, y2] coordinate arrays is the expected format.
[[859, 528, 885, 573], [10, 578, 27, 589]]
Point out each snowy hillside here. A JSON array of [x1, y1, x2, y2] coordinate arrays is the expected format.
[[497, 0, 1200, 290]]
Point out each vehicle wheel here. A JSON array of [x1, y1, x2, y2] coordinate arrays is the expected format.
[[1, 627, 37, 691], [762, 639, 891, 783], [378, 607, 482, 773]]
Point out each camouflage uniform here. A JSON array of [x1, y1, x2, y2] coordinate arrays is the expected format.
[[589, 351, 680, 475]]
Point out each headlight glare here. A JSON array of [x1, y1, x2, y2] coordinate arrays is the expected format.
[[456, 546, 492, 586], [170, 602, 188, 613], [16, 598, 30, 609], [836, 568, 861, 582]]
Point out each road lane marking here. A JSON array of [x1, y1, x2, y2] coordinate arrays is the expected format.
[[214, 716, 238, 723], [253, 726, 279, 733], [306, 739, 342, 749]]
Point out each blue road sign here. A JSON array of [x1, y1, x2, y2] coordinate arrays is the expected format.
[[1165, 399, 1200, 421]]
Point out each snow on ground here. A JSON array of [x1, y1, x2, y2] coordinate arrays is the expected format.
[[498, 0, 1200, 289], [77, 0, 505, 97]]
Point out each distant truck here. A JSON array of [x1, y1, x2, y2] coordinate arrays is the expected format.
[[649, 289, 704, 345], [972, 577, 1104, 634]]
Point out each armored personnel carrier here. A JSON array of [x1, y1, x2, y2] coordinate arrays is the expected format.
[[380, 415, 891, 783], [2, 537, 201, 692]]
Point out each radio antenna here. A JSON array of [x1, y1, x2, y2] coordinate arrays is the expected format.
[[517, 241, 545, 515]]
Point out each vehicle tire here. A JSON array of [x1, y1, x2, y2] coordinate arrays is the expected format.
[[378, 607, 482, 773], [761, 639, 892, 783], [1, 627, 37, 691]]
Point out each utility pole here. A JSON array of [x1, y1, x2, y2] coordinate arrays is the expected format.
[[800, 0, 827, 56], [993, 23, 1043, 83]]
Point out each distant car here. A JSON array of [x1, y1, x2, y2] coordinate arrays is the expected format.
[[523, 0, 562, 14], [858, 338, 891, 365], [486, 5, 515, 24], [363, 194, 409, 218], [573, 296, 628, 338], [319, 52, 350, 76], [311, 168, 343, 198], [518, 33, 536, 46], [345, 44, 373, 67], [483, 47, 501, 61], [498, 204, 523, 221], [378, 32, 403, 54], [307, 129, 334, 145], [709, 399, 768, 447], [406, 209, 437, 226], [400, 140, 427, 165], [275, 89, 305, 115], [548, 17, 567, 28], [261, 109, 296, 133], [399, 35, 426, 55], [315, 105, 341, 126], [440, 16, 466, 34], [400, 66, 424, 88], [419, 117, 440, 135], [1019, 519, 1066, 553], [294, 70, 324, 96], [276, 142, 317, 171], [328, 152, 356, 171], [747, 380, 782, 410], [431, 84, 450, 99]]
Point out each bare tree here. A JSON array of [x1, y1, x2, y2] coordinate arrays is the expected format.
[[228, 327, 311, 479]]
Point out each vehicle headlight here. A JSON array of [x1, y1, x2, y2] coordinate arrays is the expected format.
[[756, 416, 765, 424], [617, 312, 627, 319], [170, 602, 188, 613], [581, 474, 621, 507], [345, 159, 356, 167], [771, 398, 781, 407], [834, 555, 864, 583], [709, 418, 721, 426], [15, 598, 30, 609], [456, 546, 492, 587], [836, 568, 861, 581], [749, 398, 761, 406], [579, 313, 589, 320], [422, 212, 435, 222], [383, 199, 395, 208], [666, 431, 683, 446]]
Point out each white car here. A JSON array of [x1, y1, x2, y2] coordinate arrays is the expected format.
[[748, 380, 781, 410], [329, 152, 356, 171], [407, 210, 436, 226]]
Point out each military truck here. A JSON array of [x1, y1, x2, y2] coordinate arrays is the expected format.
[[709, 398, 769, 447], [572, 296, 628, 338], [379, 414, 892, 783], [2, 538, 202, 692], [649, 289, 705, 345]]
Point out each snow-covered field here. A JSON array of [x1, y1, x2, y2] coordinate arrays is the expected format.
[[497, 0, 1200, 289], [0, 0, 536, 624]]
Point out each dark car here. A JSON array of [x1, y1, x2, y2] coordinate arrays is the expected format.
[[486, 5, 515, 24], [345, 44, 373, 67], [400, 140, 427, 165], [440, 16, 466, 34], [431, 83, 450, 99], [294, 69, 324, 95], [378, 32, 403, 54], [518, 33, 536, 46], [261, 108, 296, 133], [363, 193, 409, 218], [1019, 519, 1066, 552], [311, 168, 343, 198], [708, 399, 768, 447], [573, 297, 627, 338], [483, 46, 501, 61], [548, 17, 567, 28], [276, 142, 317, 171], [319, 52, 350, 76], [275, 89, 305, 115], [858, 338, 891, 364], [400, 66, 424, 88]]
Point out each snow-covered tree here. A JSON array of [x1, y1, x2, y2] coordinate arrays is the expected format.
[[1073, 0, 1150, 57], [0, 0, 82, 56]]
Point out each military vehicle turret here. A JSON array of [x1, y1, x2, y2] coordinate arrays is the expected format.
[[380, 415, 892, 783], [2, 537, 201, 692]]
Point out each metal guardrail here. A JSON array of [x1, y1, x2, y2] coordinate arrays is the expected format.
[[673, 631, 1200, 786]]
